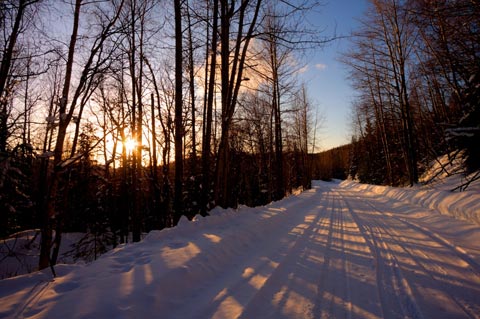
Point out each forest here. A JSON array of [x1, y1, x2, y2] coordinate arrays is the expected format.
[[1, 0, 326, 271], [344, 0, 479, 187], [1, 0, 479, 273]]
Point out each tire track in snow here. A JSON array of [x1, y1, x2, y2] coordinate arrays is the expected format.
[[312, 189, 383, 319], [341, 181, 480, 274], [166, 186, 328, 319], [232, 186, 373, 319], [312, 190, 339, 318], [361, 199, 480, 319], [313, 191, 354, 319], [338, 196, 354, 319], [339, 190, 421, 319], [334, 193, 383, 319], [388, 214, 480, 277], [238, 189, 333, 319], [339, 185, 480, 319], [13, 280, 52, 319]]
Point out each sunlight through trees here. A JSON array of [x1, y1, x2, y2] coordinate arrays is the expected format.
[[0, 0, 330, 270]]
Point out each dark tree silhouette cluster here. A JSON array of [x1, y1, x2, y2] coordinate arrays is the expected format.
[[0, 0, 326, 272], [344, 0, 479, 187]]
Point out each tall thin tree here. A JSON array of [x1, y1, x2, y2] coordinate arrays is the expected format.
[[174, 0, 184, 224]]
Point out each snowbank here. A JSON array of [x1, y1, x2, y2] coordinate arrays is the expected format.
[[340, 180, 480, 225], [0, 231, 85, 280], [0, 187, 324, 319]]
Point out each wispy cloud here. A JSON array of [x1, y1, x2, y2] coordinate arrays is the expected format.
[[297, 65, 309, 74], [315, 63, 327, 71]]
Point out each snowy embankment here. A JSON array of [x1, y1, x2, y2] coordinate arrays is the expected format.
[[342, 152, 480, 225], [340, 179, 480, 225], [0, 187, 327, 319], [1, 179, 480, 319], [0, 232, 86, 280]]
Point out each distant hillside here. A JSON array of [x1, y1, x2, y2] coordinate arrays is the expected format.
[[311, 144, 351, 181]]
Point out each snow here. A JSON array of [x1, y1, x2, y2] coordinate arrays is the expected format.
[[1, 179, 480, 318], [0, 232, 85, 280], [340, 179, 480, 224]]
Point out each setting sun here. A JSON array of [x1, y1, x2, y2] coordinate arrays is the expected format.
[[123, 137, 137, 153]]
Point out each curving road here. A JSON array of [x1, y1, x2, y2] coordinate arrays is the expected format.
[[178, 181, 480, 319], [4, 181, 480, 319]]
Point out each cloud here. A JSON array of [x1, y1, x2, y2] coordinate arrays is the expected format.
[[315, 63, 327, 71], [297, 65, 309, 74]]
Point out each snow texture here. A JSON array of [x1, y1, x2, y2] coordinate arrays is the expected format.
[[1, 180, 480, 319]]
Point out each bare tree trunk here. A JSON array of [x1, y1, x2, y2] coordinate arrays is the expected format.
[[379, 0, 418, 185], [0, 0, 27, 97], [0, 0, 39, 153], [269, 32, 284, 200], [215, 0, 230, 208], [144, 57, 170, 227], [201, 0, 218, 215], [150, 93, 159, 213], [39, 0, 125, 268], [127, 0, 145, 242], [39, 0, 82, 271], [22, 57, 30, 145], [369, 50, 394, 185], [174, 0, 184, 224], [300, 86, 311, 190], [186, 1, 197, 174], [70, 79, 97, 157], [215, 0, 262, 208]]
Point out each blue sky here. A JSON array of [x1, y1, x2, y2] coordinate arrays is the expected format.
[[302, 0, 369, 151], [46, 0, 368, 152]]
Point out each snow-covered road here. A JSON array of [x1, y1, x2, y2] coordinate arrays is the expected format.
[[1, 180, 480, 319]]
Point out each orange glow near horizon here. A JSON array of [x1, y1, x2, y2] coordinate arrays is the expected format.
[[123, 137, 137, 154]]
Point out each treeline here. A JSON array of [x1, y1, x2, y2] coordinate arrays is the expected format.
[[0, 0, 326, 270], [344, 0, 479, 186], [310, 144, 350, 181]]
